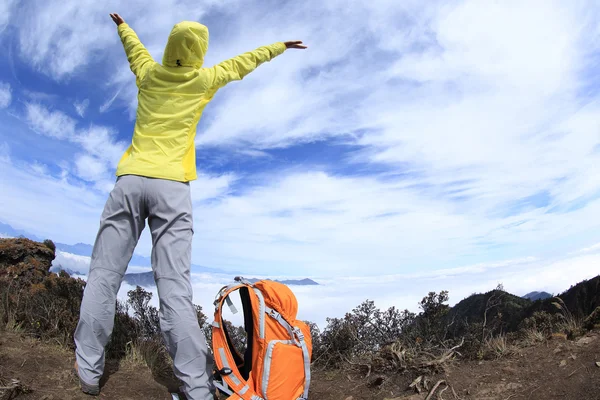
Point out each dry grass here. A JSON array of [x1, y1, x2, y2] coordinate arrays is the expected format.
[[484, 334, 516, 359], [4, 318, 24, 334], [123, 339, 173, 379], [552, 297, 583, 337], [522, 328, 546, 346]]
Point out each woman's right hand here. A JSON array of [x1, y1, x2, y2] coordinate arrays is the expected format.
[[110, 13, 125, 26], [284, 41, 307, 50]]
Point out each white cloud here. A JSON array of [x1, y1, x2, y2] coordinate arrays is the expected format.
[[190, 173, 236, 204], [15, 0, 233, 79], [74, 99, 90, 118], [75, 154, 108, 182], [236, 149, 272, 158], [23, 103, 127, 184], [52, 250, 151, 275], [183, 167, 600, 276], [22, 90, 59, 102], [0, 159, 106, 244], [30, 161, 49, 176], [75, 125, 128, 166], [69, 249, 600, 329], [99, 90, 121, 113], [577, 242, 600, 254], [0, 142, 10, 163], [25, 103, 77, 139], [0, 0, 17, 34], [0, 82, 12, 109]]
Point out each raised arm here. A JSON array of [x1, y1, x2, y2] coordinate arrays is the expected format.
[[110, 13, 155, 87], [210, 41, 307, 90]]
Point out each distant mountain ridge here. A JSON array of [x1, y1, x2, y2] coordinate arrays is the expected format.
[[123, 271, 155, 287], [246, 278, 319, 286], [523, 291, 553, 301], [120, 272, 320, 288], [48, 265, 83, 276]]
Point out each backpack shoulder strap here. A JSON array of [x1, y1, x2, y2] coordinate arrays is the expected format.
[[212, 283, 264, 400]]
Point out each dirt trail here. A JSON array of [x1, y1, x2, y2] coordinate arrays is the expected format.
[[1, 330, 599, 400]]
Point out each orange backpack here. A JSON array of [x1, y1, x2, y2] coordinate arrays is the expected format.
[[211, 277, 312, 400]]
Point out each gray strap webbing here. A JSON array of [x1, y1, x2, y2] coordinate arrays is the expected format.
[[300, 339, 311, 399], [239, 385, 250, 395], [218, 347, 241, 385], [265, 306, 296, 342], [213, 380, 233, 396], [225, 295, 238, 314]]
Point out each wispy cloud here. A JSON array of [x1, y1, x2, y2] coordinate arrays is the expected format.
[[0, 142, 10, 162], [74, 99, 90, 118], [0, 0, 17, 34], [13, 0, 232, 79], [23, 103, 127, 185], [577, 242, 600, 254], [99, 90, 121, 113], [190, 173, 237, 204], [0, 82, 12, 109], [74, 154, 108, 182], [25, 103, 77, 139]]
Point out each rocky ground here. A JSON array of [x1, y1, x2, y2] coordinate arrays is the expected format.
[[1, 329, 599, 400]]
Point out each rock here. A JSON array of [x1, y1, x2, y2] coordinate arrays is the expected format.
[[505, 383, 523, 390], [575, 336, 596, 346], [595, 362, 600, 368], [344, 397, 354, 400], [0, 238, 55, 286], [570, 354, 577, 360], [559, 359, 567, 367]]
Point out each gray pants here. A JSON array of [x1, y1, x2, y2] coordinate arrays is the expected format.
[[74, 175, 214, 400]]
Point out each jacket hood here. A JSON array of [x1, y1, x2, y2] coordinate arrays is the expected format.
[[162, 21, 208, 68]]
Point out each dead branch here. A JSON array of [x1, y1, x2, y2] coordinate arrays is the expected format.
[[568, 366, 585, 377], [0, 379, 21, 390], [450, 384, 460, 399], [409, 375, 423, 393], [419, 338, 465, 369], [425, 380, 447, 400], [438, 385, 449, 399], [527, 385, 541, 399]]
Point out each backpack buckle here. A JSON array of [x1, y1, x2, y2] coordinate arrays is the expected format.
[[218, 367, 233, 376], [293, 327, 305, 341]]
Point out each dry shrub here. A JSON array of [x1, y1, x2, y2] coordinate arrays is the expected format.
[[483, 335, 516, 359], [552, 297, 584, 338], [0, 271, 85, 345]]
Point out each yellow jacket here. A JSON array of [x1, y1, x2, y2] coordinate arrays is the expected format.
[[115, 22, 286, 181]]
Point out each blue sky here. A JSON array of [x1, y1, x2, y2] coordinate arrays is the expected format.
[[1, 0, 600, 282]]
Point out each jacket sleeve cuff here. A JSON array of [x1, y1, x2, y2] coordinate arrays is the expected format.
[[117, 23, 130, 34]]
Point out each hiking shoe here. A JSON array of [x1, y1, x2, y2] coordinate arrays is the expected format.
[[73, 361, 100, 396]]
